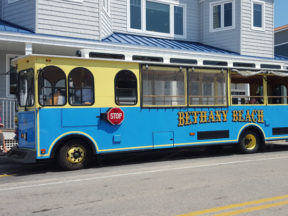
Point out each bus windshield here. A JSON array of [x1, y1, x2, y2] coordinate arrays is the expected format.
[[19, 69, 34, 107]]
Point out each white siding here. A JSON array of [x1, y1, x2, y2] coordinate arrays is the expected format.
[[37, 0, 100, 40], [240, 0, 274, 58], [3, 0, 36, 31], [201, 0, 241, 53], [100, 2, 113, 39], [110, 0, 199, 41]]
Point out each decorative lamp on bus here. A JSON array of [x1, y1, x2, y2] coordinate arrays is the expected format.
[[107, 107, 124, 125]]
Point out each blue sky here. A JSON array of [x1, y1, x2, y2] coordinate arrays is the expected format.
[[275, 0, 288, 27]]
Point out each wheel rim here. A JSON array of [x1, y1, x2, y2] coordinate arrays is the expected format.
[[66, 145, 85, 164], [244, 134, 257, 150]]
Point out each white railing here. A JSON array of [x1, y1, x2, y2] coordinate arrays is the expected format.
[[0, 97, 17, 129]]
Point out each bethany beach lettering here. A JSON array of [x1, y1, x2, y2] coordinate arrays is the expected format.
[[178, 110, 264, 127]]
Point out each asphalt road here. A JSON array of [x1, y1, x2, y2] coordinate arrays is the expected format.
[[1, 142, 288, 216]]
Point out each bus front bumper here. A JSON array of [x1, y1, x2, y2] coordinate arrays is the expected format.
[[6, 147, 36, 164]]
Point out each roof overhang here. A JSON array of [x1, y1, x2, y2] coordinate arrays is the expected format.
[[1, 30, 288, 71]]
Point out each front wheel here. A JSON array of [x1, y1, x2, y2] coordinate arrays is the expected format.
[[238, 130, 260, 154], [57, 140, 90, 170]]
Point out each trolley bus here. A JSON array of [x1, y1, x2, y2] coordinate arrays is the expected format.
[[8, 54, 288, 170]]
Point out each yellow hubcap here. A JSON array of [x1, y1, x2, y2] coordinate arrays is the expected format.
[[244, 134, 257, 150], [66, 146, 85, 164]]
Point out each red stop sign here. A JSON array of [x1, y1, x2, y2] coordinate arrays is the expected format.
[[107, 108, 125, 125]]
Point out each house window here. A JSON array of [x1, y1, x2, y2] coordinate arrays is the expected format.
[[130, 0, 142, 30], [174, 6, 183, 35], [252, 1, 265, 30], [129, 0, 186, 37], [210, 0, 234, 32], [146, 1, 170, 34], [213, 5, 221, 29]]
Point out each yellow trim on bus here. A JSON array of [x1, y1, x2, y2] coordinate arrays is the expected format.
[[38, 131, 99, 157]]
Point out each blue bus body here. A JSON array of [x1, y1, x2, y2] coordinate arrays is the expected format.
[[17, 105, 288, 160]]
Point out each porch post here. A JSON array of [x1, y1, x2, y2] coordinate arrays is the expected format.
[[25, 43, 33, 55]]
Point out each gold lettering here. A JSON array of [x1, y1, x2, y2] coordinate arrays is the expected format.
[[208, 111, 215, 122], [215, 111, 222, 122], [191, 111, 198, 124], [178, 112, 185, 127], [232, 110, 238, 122], [185, 112, 192, 126], [245, 110, 252, 122], [238, 110, 245, 122], [199, 111, 207, 123], [257, 110, 264, 123], [221, 110, 228, 122], [251, 110, 257, 123]]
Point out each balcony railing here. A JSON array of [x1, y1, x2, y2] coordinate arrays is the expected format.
[[0, 97, 17, 129]]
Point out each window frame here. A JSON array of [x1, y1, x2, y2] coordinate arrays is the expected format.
[[6, 54, 20, 98], [18, 68, 35, 107], [251, 0, 265, 31], [68, 67, 95, 107], [141, 65, 187, 108], [230, 72, 265, 106], [188, 68, 228, 107], [209, 0, 235, 32], [267, 75, 288, 105], [127, 0, 187, 39], [114, 70, 138, 106], [38, 66, 67, 107]]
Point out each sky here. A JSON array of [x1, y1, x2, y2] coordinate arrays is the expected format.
[[274, 0, 288, 28]]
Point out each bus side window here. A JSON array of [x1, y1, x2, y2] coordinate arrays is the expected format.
[[68, 68, 94, 106], [115, 70, 137, 105], [38, 66, 66, 106], [230, 73, 263, 105], [267, 76, 288, 104]]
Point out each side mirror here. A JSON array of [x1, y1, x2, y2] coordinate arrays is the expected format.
[[9, 69, 18, 95]]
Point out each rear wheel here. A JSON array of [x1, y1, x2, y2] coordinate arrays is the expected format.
[[238, 130, 260, 154], [57, 140, 90, 170]]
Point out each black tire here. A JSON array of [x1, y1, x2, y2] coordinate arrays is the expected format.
[[238, 130, 260, 154], [57, 139, 90, 170]]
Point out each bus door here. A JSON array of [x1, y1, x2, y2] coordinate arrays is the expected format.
[[18, 69, 36, 149]]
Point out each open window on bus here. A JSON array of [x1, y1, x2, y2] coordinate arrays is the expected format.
[[267, 75, 288, 104], [68, 68, 94, 106], [38, 66, 66, 106], [115, 70, 137, 105], [19, 69, 34, 107], [141, 66, 186, 107], [231, 72, 263, 105], [188, 69, 227, 106]]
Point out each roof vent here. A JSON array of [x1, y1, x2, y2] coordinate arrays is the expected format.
[[260, 64, 281, 69], [170, 58, 197, 65], [132, 55, 163, 62], [203, 60, 227, 66], [89, 52, 125, 60], [233, 62, 256, 68]]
